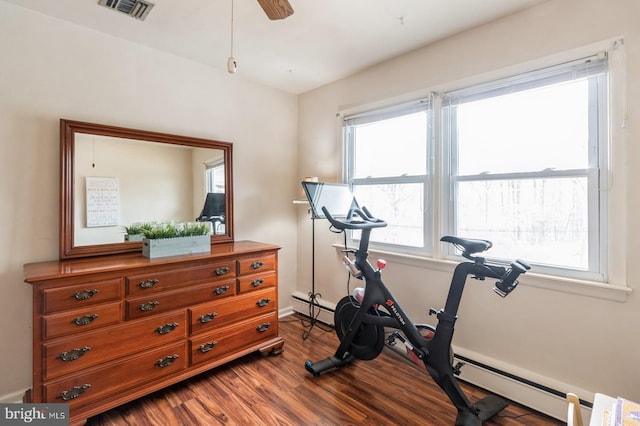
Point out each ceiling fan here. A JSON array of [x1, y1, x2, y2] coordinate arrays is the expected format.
[[257, 0, 294, 20], [98, 0, 293, 21]]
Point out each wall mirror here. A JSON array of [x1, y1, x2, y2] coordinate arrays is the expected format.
[[60, 119, 234, 259]]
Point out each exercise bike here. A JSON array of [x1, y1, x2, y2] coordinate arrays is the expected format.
[[304, 205, 530, 426]]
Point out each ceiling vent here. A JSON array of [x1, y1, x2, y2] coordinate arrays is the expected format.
[[97, 0, 155, 21]]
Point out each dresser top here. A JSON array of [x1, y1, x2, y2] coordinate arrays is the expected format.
[[24, 240, 280, 283]]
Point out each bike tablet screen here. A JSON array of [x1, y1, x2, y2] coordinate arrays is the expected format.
[[301, 182, 360, 219]]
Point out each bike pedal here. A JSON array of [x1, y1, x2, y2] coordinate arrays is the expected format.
[[452, 361, 465, 376], [387, 331, 400, 346]]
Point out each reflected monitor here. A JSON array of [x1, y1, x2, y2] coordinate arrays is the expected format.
[[198, 192, 225, 219], [301, 181, 360, 220]]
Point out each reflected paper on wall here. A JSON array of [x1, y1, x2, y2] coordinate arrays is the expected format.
[[86, 176, 120, 227]]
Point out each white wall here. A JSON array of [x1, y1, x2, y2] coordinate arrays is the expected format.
[[74, 135, 195, 245], [297, 0, 640, 417], [0, 2, 298, 402]]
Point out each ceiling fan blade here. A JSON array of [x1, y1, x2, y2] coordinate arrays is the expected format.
[[257, 0, 294, 20]]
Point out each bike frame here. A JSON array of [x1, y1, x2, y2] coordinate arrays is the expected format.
[[346, 228, 498, 414], [304, 204, 528, 425], [309, 226, 511, 425]]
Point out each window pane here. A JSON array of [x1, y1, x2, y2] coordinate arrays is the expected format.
[[353, 183, 424, 247], [206, 164, 225, 193], [455, 80, 590, 175], [455, 177, 588, 269], [353, 111, 427, 178]]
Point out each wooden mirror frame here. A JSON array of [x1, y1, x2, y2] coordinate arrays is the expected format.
[[60, 119, 234, 259]]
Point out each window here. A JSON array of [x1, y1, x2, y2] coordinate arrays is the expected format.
[[344, 99, 431, 251], [344, 53, 609, 280], [205, 160, 225, 194]]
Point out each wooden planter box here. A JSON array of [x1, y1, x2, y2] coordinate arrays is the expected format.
[[142, 235, 211, 258]]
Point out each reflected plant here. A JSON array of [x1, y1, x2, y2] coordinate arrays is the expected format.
[[130, 221, 211, 239], [123, 222, 155, 236], [181, 222, 211, 237]]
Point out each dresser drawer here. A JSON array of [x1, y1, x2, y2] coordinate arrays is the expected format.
[[43, 310, 187, 381], [42, 302, 122, 340], [190, 312, 278, 366], [42, 278, 122, 314], [43, 341, 187, 409], [238, 253, 276, 276], [190, 287, 276, 335], [237, 271, 276, 293], [126, 261, 236, 296], [125, 281, 236, 320]]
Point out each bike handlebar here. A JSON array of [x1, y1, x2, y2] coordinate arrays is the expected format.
[[439, 236, 531, 297], [321, 206, 388, 230], [492, 259, 531, 297], [325, 204, 531, 297]]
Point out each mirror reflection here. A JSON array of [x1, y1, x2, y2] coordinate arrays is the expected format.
[[73, 134, 225, 246], [60, 119, 234, 259]]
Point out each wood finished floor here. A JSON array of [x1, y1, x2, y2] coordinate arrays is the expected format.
[[86, 314, 563, 425]]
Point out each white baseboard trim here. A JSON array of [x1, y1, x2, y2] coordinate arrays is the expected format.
[[0, 389, 26, 404], [290, 291, 336, 326], [279, 305, 295, 318]]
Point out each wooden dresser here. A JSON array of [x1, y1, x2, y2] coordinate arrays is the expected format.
[[24, 241, 284, 426]]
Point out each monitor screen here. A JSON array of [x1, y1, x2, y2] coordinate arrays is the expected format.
[[301, 181, 360, 219], [199, 192, 225, 217]]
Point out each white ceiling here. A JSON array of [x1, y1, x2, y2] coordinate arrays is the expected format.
[[3, 0, 546, 94]]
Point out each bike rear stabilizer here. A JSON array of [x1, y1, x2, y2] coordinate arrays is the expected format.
[[304, 355, 355, 377]]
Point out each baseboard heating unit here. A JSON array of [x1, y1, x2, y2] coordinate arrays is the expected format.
[[385, 336, 589, 422], [291, 291, 336, 326]]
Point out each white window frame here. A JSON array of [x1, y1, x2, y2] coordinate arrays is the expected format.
[[205, 159, 225, 194], [441, 53, 609, 282], [343, 98, 433, 255], [341, 41, 628, 291]]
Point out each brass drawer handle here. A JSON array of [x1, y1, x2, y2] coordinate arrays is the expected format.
[[58, 384, 90, 401], [251, 261, 265, 270], [58, 346, 91, 362], [214, 285, 230, 295], [156, 354, 179, 368], [138, 301, 159, 311], [199, 312, 217, 323], [73, 289, 99, 300], [214, 267, 230, 276], [155, 322, 179, 335], [199, 341, 218, 353], [251, 279, 264, 288], [256, 298, 272, 308], [73, 314, 99, 326], [138, 279, 159, 289], [256, 322, 271, 333]]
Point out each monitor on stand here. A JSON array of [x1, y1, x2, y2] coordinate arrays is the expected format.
[[301, 181, 359, 220], [299, 181, 360, 339], [196, 192, 225, 234]]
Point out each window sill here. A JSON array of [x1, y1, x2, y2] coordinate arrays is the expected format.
[[333, 244, 632, 303]]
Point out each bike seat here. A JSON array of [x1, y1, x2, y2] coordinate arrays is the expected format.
[[440, 236, 492, 254]]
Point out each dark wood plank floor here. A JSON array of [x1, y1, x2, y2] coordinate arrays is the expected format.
[[87, 314, 562, 425]]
